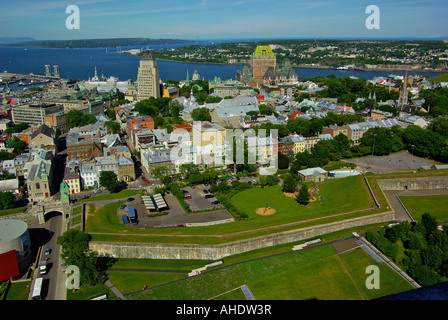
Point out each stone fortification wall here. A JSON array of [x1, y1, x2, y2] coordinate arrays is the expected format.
[[0, 212, 39, 225], [377, 176, 448, 191], [90, 211, 394, 260]]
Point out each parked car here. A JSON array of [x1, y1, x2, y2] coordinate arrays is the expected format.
[[120, 204, 127, 209], [92, 189, 102, 194], [142, 178, 149, 183], [184, 196, 192, 200], [205, 194, 214, 199], [127, 197, 133, 202], [45, 248, 51, 256], [203, 189, 209, 194], [211, 200, 220, 205]]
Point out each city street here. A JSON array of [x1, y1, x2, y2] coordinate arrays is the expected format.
[[29, 213, 66, 300]]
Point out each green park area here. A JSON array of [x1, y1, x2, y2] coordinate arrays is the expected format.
[[230, 175, 374, 227], [124, 244, 413, 300], [398, 194, 448, 222], [85, 175, 383, 244]]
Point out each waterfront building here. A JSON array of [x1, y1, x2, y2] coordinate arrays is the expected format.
[[250, 45, 277, 83], [137, 51, 161, 100], [192, 69, 201, 81]]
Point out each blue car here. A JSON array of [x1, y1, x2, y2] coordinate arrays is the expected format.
[[122, 215, 129, 224]]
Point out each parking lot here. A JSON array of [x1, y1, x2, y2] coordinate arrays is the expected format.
[[116, 193, 233, 228], [346, 151, 436, 174], [182, 184, 222, 212], [116, 196, 149, 228]]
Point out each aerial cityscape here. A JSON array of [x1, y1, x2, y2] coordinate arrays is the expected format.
[[1, 0, 448, 309]]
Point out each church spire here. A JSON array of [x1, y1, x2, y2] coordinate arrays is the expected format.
[[185, 70, 190, 87], [398, 71, 409, 109]]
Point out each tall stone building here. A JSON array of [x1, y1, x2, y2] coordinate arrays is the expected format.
[[137, 51, 160, 100], [250, 45, 276, 83]]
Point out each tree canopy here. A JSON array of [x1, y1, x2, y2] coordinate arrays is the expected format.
[[57, 229, 102, 287], [66, 110, 97, 129], [99, 171, 119, 193], [191, 107, 212, 122]]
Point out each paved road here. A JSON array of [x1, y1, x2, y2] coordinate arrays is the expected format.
[[383, 189, 448, 222], [29, 214, 66, 300]]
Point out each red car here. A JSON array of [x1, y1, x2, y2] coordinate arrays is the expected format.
[[142, 178, 149, 183], [184, 196, 192, 200]]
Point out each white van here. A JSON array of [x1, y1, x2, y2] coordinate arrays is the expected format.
[[39, 261, 47, 275]]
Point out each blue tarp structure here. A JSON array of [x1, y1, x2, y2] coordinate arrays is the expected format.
[[122, 215, 129, 224], [128, 207, 135, 219]]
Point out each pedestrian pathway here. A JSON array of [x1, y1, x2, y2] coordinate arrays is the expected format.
[[104, 279, 126, 300], [107, 268, 190, 273], [241, 285, 256, 300]]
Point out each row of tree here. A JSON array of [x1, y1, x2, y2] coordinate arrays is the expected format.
[[359, 119, 448, 163], [366, 213, 448, 287], [283, 118, 448, 174]]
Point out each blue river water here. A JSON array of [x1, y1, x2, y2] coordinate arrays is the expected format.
[[0, 42, 442, 88]]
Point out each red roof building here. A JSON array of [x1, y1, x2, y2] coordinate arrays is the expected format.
[[172, 123, 193, 134], [0, 250, 20, 282]]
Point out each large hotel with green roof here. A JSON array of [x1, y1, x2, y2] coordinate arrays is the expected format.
[[250, 45, 277, 83]]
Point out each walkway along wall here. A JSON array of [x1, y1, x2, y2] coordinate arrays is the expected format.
[[89, 211, 395, 260]]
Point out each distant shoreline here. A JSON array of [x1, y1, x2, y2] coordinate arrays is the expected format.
[[137, 55, 444, 74]]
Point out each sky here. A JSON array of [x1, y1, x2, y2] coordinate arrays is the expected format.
[[0, 0, 447, 41]]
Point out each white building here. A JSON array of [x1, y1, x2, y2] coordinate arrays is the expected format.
[[80, 162, 98, 189]]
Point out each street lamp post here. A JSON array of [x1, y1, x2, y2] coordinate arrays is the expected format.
[[411, 144, 415, 156]]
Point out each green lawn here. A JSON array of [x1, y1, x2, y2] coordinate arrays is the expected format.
[[230, 175, 375, 228], [339, 248, 414, 300], [107, 271, 187, 295], [86, 175, 383, 244], [5, 281, 31, 300], [67, 283, 111, 300], [126, 243, 412, 300], [0, 205, 31, 217], [399, 194, 448, 222], [85, 201, 125, 233], [212, 287, 247, 300]]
